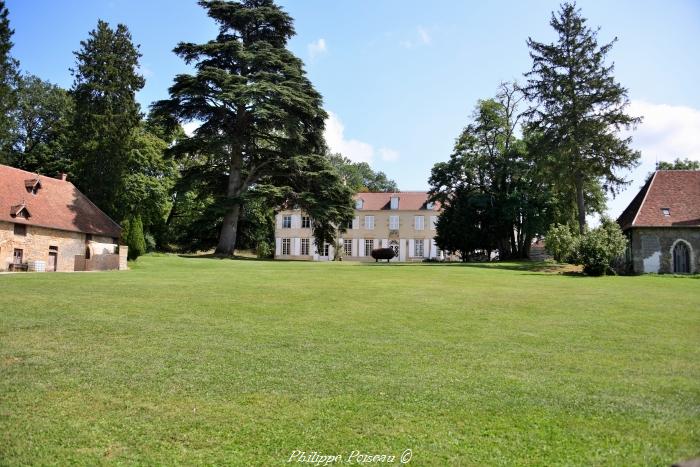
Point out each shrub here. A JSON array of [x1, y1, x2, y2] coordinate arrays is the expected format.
[[256, 241, 272, 259], [545, 224, 579, 262], [371, 247, 395, 262], [122, 216, 146, 261], [576, 218, 628, 276], [144, 233, 157, 252]]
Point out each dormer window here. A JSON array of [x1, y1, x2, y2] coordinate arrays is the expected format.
[[426, 201, 434, 210], [10, 204, 30, 219], [355, 199, 363, 209], [24, 179, 42, 195], [661, 208, 671, 217], [390, 196, 399, 210]]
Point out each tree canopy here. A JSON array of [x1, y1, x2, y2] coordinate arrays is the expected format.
[[0, 0, 18, 155], [328, 153, 398, 192]]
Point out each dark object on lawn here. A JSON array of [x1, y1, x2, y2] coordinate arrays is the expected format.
[[371, 248, 395, 262]]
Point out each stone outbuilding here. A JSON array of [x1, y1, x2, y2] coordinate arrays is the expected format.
[[0, 164, 127, 272], [617, 170, 700, 274]]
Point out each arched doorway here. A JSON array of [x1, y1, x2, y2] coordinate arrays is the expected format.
[[673, 241, 690, 273]]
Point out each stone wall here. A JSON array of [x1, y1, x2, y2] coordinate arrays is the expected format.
[[0, 221, 121, 272], [630, 227, 700, 274]]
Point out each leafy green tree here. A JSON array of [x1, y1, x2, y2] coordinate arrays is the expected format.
[[154, 0, 352, 255], [328, 153, 398, 192], [70, 20, 145, 220], [430, 84, 553, 259], [657, 158, 699, 171], [525, 2, 640, 234], [544, 223, 579, 262], [575, 217, 627, 276], [0, 0, 18, 155], [8, 74, 74, 174]]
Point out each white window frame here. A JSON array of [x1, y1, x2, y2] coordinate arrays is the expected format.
[[343, 239, 353, 256], [414, 215, 425, 230], [300, 238, 310, 256], [282, 238, 291, 255], [365, 215, 375, 230], [364, 239, 374, 256], [355, 199, 364, 209], [414, 239, 424, 257], [389, 215, 399, 230], [301, 216, 311, 228], [390, 196, 399, 210], [282, 216, 292, 229]]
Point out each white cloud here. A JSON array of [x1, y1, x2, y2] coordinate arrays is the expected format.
[[307, 38, 327, 60], [607, 100, 700, 218], [626, 100, 700, 163], [324, 112, 399, 164], [379, 148, 400, 162], [400, 27, 432, 48], [417, 26, 431, 45]]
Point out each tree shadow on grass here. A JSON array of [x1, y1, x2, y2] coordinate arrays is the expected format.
[[177, 253, 274, 262], [361, 260, 578, 273]]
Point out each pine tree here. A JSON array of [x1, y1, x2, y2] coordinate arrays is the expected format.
[[0, 0, 19, 155], [70, 20, 144, 220], [154, 0, 351, 256], [525, 2, 640, 233]]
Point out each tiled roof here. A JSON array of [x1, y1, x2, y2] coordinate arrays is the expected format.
[[0, 164, 122, 237], [353, 192, 440, 211], [617, 170, 700, 230]]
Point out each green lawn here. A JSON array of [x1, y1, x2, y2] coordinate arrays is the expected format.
[[1, 255, 698, 465]]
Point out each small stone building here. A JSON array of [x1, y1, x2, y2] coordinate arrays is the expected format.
[[617, 170, 700, 274], [0, 164, 127, 272]]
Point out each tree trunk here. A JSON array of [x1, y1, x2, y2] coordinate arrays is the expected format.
[[574, 173, 586, 234], [215, 148, 245, 256], [215, 203, 242, 256]]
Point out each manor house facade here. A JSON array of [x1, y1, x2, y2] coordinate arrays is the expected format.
[[274, 192, 443, 261]]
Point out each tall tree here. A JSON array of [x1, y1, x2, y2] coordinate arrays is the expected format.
[[8, 74, 74, 174], [0, 0, 18, 155], [430, 84, 553, 260], [657, 158, 699, 171], [70, 20, 145, 220], [154, 0, 352, 255], [328, 153, 399, 192], [525, 2, 640, 233]]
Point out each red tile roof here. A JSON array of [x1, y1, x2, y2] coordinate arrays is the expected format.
[[617, 170, 700, 230], [0, 164, 122, 238], [353, 192, 440, 211]]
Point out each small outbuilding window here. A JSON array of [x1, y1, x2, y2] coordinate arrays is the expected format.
[[14, 223, 27, 236], [661, 208, 671, 217]]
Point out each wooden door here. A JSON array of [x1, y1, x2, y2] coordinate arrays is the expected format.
[[673, 242, 690, 273], [48, 252, 57, 272]]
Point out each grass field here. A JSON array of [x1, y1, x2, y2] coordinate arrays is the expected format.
[[1, 255, 699, 465]]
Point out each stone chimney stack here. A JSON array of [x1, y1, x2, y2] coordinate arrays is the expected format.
[[58, 173, 68, 181]]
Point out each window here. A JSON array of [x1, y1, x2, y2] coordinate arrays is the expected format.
[[414, 215, 425, 230], [282, 238, 291, 255], [414, 239, 424, 257], [343, 239, 353, 256], [282, 216, 292, 228], [426, 201, 434, 210], [323, 243, 330, 256], [389, 215, 399, 230], [355, 199, 364, 209], [390, 196, 399, 210], [430, 216, 437, 230], [365, 216, 375, 230], [13, 223, 27, 236], [301, 238, 310, 256], [365, 239, 374, 256], [347, 219, 353, 230], [13, 249, 23, 264], [301, 216, 311, 228], [661, 208, 671, 217]]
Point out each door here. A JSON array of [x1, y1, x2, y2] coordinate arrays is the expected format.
[[673, 242, 690, 273], [13, 248, 23, 264], [48, 252, 57, 272], [389, 240, 399, 261]]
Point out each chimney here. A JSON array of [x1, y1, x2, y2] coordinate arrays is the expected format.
[[58, 173, 67, 181]]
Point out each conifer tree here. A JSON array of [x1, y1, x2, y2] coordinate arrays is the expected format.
[[0, 0, 18, 155], [525, 2, 640, 233]]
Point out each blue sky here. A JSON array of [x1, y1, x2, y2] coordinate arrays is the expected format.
[[7, 0, 700, 218]]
